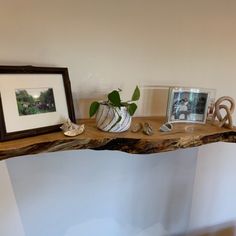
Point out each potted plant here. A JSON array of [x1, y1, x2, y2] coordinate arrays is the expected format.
[[89, 86, 140, 132]]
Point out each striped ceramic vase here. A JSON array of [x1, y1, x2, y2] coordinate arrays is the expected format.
[[96, 104, 132, 132]]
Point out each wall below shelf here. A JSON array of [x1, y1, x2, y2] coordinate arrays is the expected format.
[[0, 117, 236, 161]]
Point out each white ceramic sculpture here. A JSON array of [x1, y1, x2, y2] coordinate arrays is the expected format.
[[89, 87, 140, 133], [96, 104, 131, 132]]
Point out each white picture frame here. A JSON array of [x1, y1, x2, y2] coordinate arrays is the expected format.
[[167, 87, 210, 124]]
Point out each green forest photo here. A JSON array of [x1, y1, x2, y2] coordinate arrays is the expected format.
[[15, 88, 56, 116]]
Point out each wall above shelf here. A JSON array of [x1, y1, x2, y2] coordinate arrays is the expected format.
[[0, 117, 236, 161]]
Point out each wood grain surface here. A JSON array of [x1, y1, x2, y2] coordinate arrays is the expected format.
[[0, 117, 236, 160]]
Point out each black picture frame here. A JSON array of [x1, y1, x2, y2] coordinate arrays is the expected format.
[[0, 65, 76, 141]]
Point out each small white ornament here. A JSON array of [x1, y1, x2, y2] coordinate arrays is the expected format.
[[159, 123, 173, 132], [63, 124, 85, 137], [60, 119, 85, 136]]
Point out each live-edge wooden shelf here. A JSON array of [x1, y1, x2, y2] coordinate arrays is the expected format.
[[1, 117, 236, 161]]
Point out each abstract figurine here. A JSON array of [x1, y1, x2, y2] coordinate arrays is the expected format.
[[212, 96, 235, 129]]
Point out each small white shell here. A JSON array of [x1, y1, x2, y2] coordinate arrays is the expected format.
[[61, 119, 85, 137], [159, 123, 173, 132], [60, 119, 80, 132], [63, 124, 85, 137]]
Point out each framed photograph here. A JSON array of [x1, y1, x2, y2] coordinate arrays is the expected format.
[[0, 66, 75, 141], [167, 87, 210, 124]]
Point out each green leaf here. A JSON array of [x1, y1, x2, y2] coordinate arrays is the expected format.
[[131, 86, 140, 101], [108, 90, 121, 107], [128, 103, 137, 116], [89, 101, 100, 117]]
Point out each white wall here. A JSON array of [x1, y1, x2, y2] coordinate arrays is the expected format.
[[1, 0, 236, 235], [0, 162, 25, 236], [189, 143, 236, 231], [6, 149, 198, 236], [1, 0, 236, 108]]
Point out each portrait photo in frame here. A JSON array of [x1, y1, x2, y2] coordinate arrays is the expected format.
[[0, 66, 75, 141], [167, 87, 210, 124]]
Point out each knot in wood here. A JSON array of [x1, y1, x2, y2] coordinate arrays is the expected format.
[[212, 96, 235, 129]]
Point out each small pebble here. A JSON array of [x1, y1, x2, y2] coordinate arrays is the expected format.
[[143, 122, 154, 136], [131, 123, 143, 133]]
